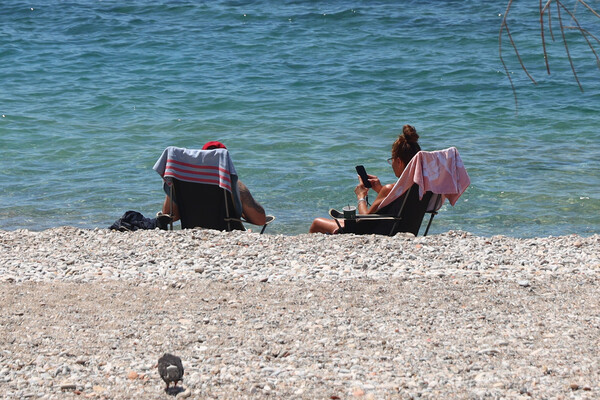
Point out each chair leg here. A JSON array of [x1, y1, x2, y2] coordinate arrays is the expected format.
[[423, 212, 436, 236], [169, 184, 174, 231], [223, 190, 231, 232]]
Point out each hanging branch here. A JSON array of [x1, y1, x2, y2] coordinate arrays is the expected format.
[[559, 2, 600, 69], [540, 0, 551, 73], [545, 2, 556, 41], [541, 0, 553, 13], [501, 0, 600, 110], [499, 26, 519, 110], [499, 0, 519, 110], [501, 2, 538, 84], [563, 27, 600, 69], [577, 0, 600, 18], [565, 26, 600, 68], [556, 0, 584, 91], [500, 0, 542, 111]]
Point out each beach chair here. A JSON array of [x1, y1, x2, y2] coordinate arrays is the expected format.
[[329, 183, 440, 236], [153, 146, 274, 233], [329, 147, 470, 237]]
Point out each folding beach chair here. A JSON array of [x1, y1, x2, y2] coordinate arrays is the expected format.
[[329, 147, 470, 237], [153, 146, 273, 233], [330, 183, 440, 236]]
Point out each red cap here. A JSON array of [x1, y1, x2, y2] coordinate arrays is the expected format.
[[202, 141, 227, 150]]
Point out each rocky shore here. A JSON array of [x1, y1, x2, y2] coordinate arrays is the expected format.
[[1, 227, 599, 399]]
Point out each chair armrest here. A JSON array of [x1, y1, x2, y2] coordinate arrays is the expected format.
[[329, 209, 399, 221], [242, 215, 275, 234]]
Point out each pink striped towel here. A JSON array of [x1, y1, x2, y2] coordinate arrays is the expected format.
[[153, 146, 237, 192], [377, 147, 470, 211]]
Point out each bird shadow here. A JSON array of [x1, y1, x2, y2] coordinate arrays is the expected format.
[[165, 386, 185, 396]]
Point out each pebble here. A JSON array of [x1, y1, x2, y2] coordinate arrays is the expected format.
[[127, 371, 138, 380], [0, 227, 598, 399], [0, 228, 595, 285]]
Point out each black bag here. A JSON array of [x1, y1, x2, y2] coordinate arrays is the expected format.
[[109, 210, 162, 231]]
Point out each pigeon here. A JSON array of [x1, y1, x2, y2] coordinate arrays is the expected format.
[[157, 353, 184, 390]]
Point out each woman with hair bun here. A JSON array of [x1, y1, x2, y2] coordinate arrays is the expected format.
[[309, 125, 421, 234]]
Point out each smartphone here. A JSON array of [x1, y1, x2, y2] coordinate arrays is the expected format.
[[355, 165, 371, 188]]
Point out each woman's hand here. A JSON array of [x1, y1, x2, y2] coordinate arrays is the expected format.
[[367, 174, 382, 193], [354, 177, 369, 199], [354, 177, 370, 214]]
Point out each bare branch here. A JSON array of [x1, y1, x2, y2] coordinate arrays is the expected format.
[[564, 26, 600, 45], [556, 0, 584, 91], [540, 0, 551, 74], [500, 0, 538, 84], [562, 20, 600, 69], [547, 3, 556, 41], [560, 0, 600, 70], [499, 0, 519, 112], [577, 0, 600, 18], [501, 0, 600, 109], [507, 24, 538, 84]]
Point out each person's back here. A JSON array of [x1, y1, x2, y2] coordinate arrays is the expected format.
[[156, 141, 266, 229]]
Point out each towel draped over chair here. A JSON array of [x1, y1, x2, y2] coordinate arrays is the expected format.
[[378, 147, 471, 212], [153, 146, 243, 218]]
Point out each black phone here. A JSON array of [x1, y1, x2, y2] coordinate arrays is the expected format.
[[355, 165, 371, 188]]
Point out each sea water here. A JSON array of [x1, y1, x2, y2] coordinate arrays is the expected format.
[[1, 1, 599, 236]]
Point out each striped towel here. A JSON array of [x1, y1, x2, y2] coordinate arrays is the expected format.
[[153, 146, 242, 216], [153, 146, 237, 192]]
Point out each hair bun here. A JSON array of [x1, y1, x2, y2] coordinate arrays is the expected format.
[[402, 124, 419, 143]]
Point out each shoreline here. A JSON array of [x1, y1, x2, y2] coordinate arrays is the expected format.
[[1, 227, 599, 399]]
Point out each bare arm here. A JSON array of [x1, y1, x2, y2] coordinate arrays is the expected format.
[[238, 180, 266, 226], [365, 184, 393, 213], [354, 175, 392, 214], [161, 195, 180, 222]]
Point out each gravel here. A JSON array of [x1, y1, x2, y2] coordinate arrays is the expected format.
[[0, 227, 599, 399]]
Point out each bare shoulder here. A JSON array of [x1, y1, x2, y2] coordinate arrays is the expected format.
[[368, 183, 396, 213], [378, 183, 394, 198]]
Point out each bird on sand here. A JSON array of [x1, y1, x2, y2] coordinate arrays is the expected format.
[[157, 353, 184, 390]]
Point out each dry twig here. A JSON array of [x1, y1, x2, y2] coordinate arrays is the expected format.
[[500, 0, 600, 109]]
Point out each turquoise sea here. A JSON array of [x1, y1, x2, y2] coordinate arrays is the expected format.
[[1, 1, 599, 236]]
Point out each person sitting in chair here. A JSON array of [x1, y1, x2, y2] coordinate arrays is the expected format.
[[161, 141, 267, 226], [309, 125, 421, 234]]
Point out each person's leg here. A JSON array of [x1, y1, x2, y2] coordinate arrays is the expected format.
[[161, 195, 180, 222], [309, 217, 342, 234]]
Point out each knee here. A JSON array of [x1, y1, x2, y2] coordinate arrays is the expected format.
[[309, 218, 325, 233], [309, 218, 320, 233], [310, 217, 334, 234]]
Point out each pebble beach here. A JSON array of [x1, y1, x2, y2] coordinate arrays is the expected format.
[[1, 227, 599, 399]]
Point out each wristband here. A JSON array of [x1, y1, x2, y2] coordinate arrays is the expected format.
[[357, 198, 367, 204]]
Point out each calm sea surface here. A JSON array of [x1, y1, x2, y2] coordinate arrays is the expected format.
[[1, 1, 599, 236]]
